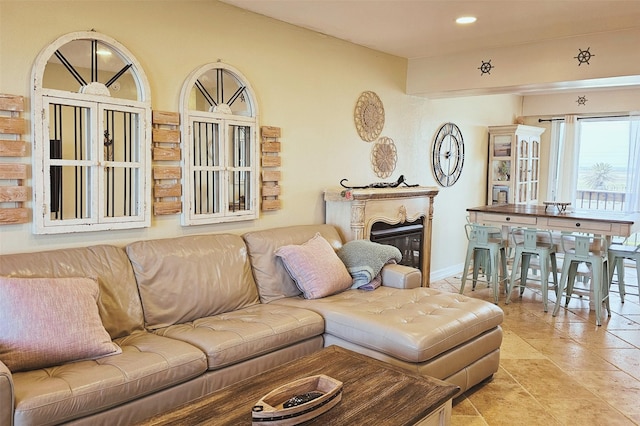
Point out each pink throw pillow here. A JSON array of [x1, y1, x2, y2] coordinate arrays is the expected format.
[[0, 276, 122, 372], [275, 233, 353, 299]]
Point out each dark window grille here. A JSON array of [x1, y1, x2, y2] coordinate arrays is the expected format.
[[49, 103, 90, 220], [49, 139, 62, 218], [192, 120, 220, 215], [229, 125, 251, 212], [104, 109, 137, 218]]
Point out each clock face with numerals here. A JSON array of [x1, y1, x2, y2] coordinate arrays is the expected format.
[[432, 122, 464, 187]]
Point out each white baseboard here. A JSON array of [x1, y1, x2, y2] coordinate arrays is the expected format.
[[430, 262, 465, 282]]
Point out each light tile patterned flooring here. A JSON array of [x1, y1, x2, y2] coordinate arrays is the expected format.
[[430, 266, 640, 425]]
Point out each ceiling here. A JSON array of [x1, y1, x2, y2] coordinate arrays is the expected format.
[[220, 0, 640, 60]]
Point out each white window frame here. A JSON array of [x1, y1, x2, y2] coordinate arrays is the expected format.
[[548, 115, 640, 212], [180, 62, 259, 226], [32, 31, 152, 234]]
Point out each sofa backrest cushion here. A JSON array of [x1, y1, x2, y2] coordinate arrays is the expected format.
[[243, 224, 344, 303], [126, 233, 260, 330], [0, 245, 144, 339]]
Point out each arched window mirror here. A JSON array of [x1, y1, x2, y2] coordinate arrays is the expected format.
[[180, 62, 259, 225], [32, 31, 152, 234]]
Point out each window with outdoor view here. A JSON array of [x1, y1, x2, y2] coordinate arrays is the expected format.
[[576, 120, 632, 210], [549, 116, 639, 213]]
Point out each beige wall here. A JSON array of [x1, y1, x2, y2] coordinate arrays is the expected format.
[[408, 28, 640, 98], [0, 0, 524, 279], [522, 87, 640, 117]]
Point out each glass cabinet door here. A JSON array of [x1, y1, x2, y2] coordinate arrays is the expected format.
[[487, 125, 545, 206], [516, 138, 529, 203], [529, 139, 540, 204]]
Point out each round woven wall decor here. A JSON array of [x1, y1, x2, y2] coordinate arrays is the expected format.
[[354, 91, 385, 142], [371, 136, 397, 178]]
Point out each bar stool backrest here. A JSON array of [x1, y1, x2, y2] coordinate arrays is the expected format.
[[523, 229, 538, 250], [465, 224, 501, 246], [510, 228, 554, 250], [560, 233, 608, 259]]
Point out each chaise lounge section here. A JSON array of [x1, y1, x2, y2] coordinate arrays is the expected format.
[[244, 224, 504, 393]]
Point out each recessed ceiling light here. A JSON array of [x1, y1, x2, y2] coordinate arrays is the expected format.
[[456, 16, 477, 24]]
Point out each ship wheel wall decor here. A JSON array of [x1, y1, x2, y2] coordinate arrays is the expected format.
[[371, 136, 397, 178], [431, 122, 464, 187], [354, 91, 385, 142]]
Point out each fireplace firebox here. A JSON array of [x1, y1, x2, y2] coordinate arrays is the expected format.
[[370, 219, 423, 271], [324, 186, 438, 287]]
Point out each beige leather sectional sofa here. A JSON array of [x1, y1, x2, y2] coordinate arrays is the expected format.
[[0, 224, 503, 426]]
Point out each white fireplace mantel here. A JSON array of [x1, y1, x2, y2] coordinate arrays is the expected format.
[[324, 186, 439, 287]]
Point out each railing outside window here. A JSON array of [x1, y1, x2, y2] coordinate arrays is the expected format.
[[575, 190, 626, 211]]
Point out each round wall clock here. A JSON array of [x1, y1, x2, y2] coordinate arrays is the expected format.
[[432, 122, 464, 187], [354, 91, 385, 142]]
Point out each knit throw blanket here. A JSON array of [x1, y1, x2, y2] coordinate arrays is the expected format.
[[337, 240, 402, 290]]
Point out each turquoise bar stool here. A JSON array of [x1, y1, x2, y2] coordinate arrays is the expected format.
[[552, 233, 610, 326], [464, 216, 501, 281], [608, 234, 640, 303], [460, 223, 507, 304], [506, 228, 558, 312]]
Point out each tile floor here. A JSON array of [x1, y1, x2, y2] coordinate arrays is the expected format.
[[430, 266, 640, 426]]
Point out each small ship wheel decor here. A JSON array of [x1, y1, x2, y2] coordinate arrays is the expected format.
[[478, 59, 494, 75], [432, 122, 464, 187], [574, 47, 595, 66]]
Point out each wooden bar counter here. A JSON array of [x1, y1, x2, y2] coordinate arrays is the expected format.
[[467, 204, 639, 237]]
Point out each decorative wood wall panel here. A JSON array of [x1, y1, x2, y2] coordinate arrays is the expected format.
[[261, 126, 281, 211], [0, 94, 29, 225], [152, 110, 182, 215]]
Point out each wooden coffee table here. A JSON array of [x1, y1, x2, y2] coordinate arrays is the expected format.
[[138, 346, 459, 425]]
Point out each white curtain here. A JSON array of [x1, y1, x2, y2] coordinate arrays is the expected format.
[[556, 115, 580, 203], [547, 121, 561, 201], [625, 116, 640, 212]]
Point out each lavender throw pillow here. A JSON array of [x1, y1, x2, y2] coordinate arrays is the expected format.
[[275, 233, 353, 299]]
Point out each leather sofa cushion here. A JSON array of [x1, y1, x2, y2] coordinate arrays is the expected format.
[[126, 234, 260, 330], [153, 303, 325, 370], [0, 245, 144, 340], [11, 331, 206, 426], [273, 286, 504, 363], [243, 224, 345, 303]]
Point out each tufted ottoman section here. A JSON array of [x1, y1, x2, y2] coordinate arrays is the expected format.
[[152, 304, 325, 370], [272, 287, 504, 363]]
